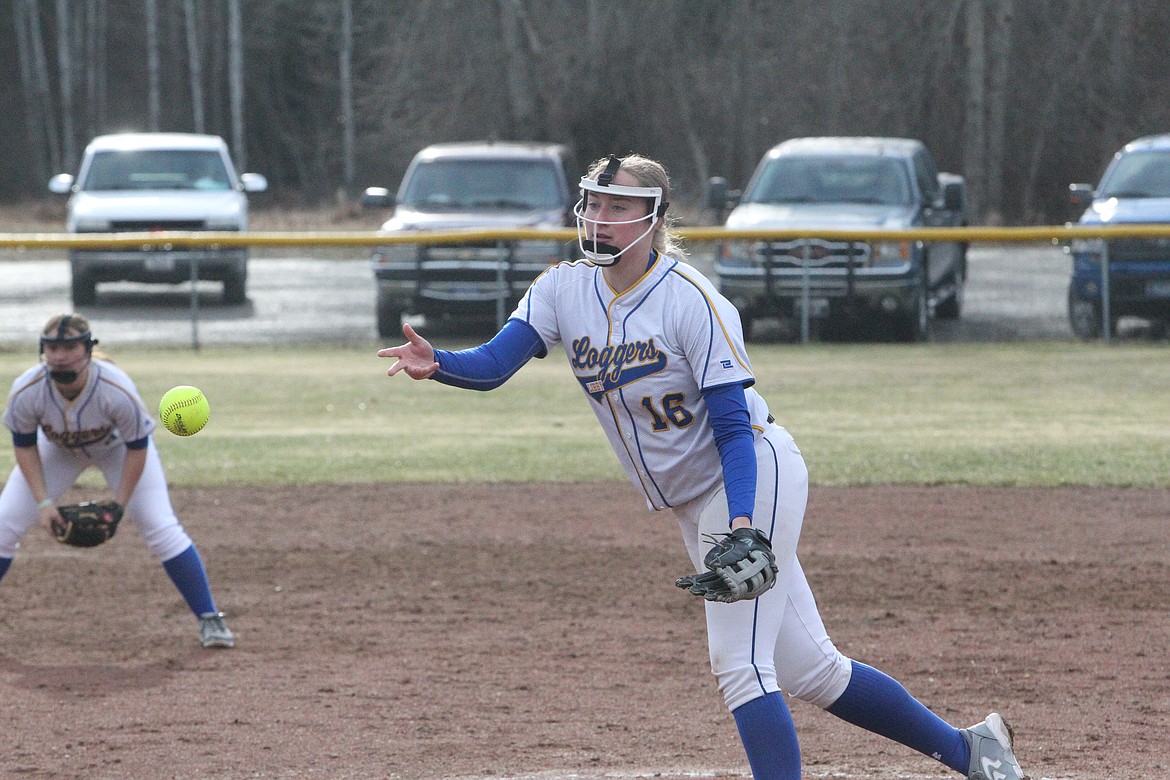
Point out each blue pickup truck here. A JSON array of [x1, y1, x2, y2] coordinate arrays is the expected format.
[[1066, 134, 1170, 340]]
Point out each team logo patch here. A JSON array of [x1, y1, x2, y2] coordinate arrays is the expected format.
[[571, 336, 668, 401], [721, 359, 733, 369]]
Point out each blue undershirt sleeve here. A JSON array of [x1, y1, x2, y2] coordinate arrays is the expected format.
[[431, 319, 547, 391], [703, 382, 756, 524], [12, 431, 37, 448]]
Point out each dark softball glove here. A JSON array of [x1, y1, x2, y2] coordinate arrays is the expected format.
[[52, 500, 124, 548], [675, 527, 778, 603]]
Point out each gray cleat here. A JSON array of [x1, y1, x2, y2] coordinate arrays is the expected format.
[[960, 712, 1028, 780], [198, 611, 236, 649]]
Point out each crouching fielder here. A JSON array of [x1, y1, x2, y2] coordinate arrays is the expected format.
[[0, 313, 235, 649], [378, 154, 1028, 780]]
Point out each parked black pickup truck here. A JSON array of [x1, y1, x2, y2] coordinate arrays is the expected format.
[[361, 141, 577, 337], [708, 137, 967, 342]]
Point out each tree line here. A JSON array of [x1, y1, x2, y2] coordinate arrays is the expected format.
[[2, 0, 1168, 226]]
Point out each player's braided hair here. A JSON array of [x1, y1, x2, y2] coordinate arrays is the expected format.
[[585, 154, 686, 259]]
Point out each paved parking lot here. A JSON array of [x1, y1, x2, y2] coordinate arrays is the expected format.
[[0, 244, 1074, 348]]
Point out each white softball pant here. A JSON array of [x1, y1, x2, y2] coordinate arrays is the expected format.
[[674, 424, 853, 713], [0, 434, 194, 561]]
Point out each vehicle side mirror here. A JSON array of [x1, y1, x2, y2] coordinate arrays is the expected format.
[[1068, 183, 1094, 215], [361, 186, 395, 209], [707, 176, 741, 223], [240, 173, 268, 193], [48, 173, 75, 195], [707, 176, 742, 209], [942, 181, 964, 212]]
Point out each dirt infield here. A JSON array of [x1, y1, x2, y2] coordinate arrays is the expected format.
[[1, 482, 1166, 780]]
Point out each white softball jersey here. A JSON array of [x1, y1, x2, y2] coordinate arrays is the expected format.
[[513, 254, 852, 710], [4, 359, 156, 452], [512, 253, 773, 510], [0, 359, 193, 561]]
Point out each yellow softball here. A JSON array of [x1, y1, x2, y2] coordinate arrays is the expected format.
[[159, 385, 210, 437]]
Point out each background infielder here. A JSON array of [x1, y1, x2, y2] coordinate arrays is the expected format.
[[379, 154, 1028, 780], [0, 313, 235, 649]]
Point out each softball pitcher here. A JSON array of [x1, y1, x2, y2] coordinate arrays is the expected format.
[[379, 154, 1027, 780], [0, 313, 235, 649]]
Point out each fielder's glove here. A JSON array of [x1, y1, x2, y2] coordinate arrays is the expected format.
[[675, 527, 778, 603], [52, 500, 124, 548]]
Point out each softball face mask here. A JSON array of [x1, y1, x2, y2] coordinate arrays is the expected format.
[[574, 156, 666, 267], [39, 314, 98, 384]]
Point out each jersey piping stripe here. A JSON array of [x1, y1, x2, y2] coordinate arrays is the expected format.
[[517, 259, 594, 325], [8, 370, 50, 435], [95, 365, 154, 434], [669, 266, 753, 377], [615, 384, 671, 507], [749, 433, 783, 695], [603, 393, 663, 505], [603, 254, 675, 508]]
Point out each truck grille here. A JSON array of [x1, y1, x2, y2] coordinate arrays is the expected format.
[[756, 239, 870, 269], [108, 220, 209, 231], [1107, 237, 1170, 262]]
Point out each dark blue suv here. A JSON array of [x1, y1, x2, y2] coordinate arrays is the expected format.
[[1067, 134, 1170, 340]]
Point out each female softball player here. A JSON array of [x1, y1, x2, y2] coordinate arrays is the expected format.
[[0, 313, 235, 649], [378, 154, 1027, 780]]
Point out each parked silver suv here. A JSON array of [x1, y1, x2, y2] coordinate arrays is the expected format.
[[49, 132, 267, 305], [361, 141, 576, 336]]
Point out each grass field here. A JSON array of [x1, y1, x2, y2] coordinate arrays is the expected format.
[[1, 340, 1166, 487]]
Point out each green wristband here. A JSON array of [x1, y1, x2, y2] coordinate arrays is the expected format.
[[36, 498, 54, 510]]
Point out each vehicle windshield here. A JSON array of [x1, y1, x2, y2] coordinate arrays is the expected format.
[[744, 155, 912, 206], [1099, 150, 1170, 199], [400, 159, 563, 210], [81, 149, 233, 192]]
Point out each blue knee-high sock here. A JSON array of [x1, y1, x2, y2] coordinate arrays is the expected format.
[[162, 545, 217, 617], [0, 556, 11, 582], [732, 691, 801, 780], [826, 660, 969, 773]]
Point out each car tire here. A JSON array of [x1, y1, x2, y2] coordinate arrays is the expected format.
[[893, 270, 930, 343], [223, 269, 247, 304], [71, 271, 97, 306], [376, 288, 403, 338], [738, 311, 755, 342], [1067, 286, 1115, 341], [935, 259, 965, 320]]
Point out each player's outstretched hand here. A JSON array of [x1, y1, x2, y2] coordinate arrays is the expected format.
[[377, 322, 440, 380]]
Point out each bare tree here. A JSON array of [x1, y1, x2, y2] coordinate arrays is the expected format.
[[54, 0, 77, 167], [984, 0, 1013, 225], [83, 0, 108, 141], [146, 0, 160, 131], [184, 0, 205, 133], [1103, 0, 1134, 158], [339, 0, 356, 199], [229, 0, 244, 168], [964, 0, 988, 222]]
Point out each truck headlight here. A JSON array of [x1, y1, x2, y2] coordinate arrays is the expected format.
[[717, 241, 756, 267], [870, 240, 911, 267], [1069, 238, 1105, 259], [371, 244, 415, 265], [72, 219, 110, 233]]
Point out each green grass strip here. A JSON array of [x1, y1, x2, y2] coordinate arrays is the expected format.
[[0, 341, 1166, 487]]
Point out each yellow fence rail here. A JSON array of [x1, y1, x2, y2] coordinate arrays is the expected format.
[[2, 223, 1170, 250]]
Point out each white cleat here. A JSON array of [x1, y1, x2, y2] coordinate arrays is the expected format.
[[960, 712, 1028, 780], [198, 611, 236, 649]]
